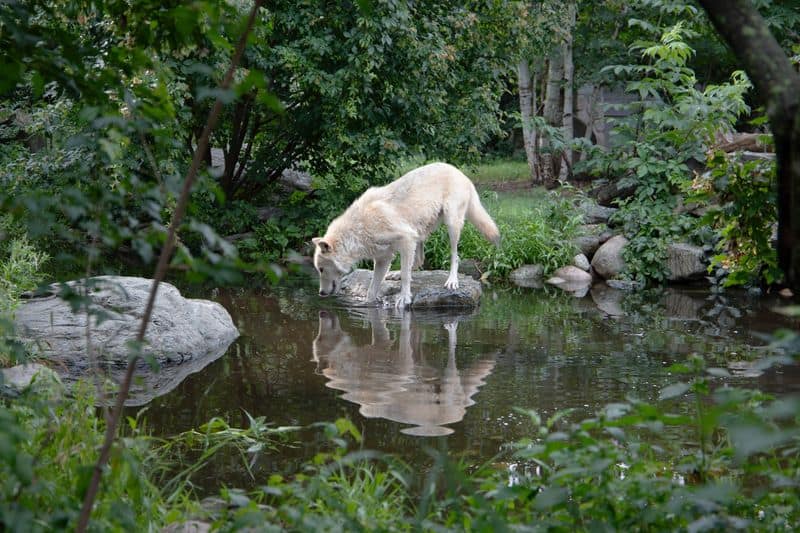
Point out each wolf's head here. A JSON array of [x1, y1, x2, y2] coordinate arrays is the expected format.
[[312, 237, 349, 297]]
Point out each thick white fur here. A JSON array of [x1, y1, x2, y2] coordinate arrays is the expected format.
[[313, 162, 500, 308]]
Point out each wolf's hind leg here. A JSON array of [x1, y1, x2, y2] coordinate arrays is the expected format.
[[443, 210, 464, 290]]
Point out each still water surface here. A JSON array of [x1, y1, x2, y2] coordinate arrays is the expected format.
[[132, 278, 799, 490]]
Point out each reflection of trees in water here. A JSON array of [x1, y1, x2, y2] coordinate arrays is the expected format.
[[313, 309, 496, 436]]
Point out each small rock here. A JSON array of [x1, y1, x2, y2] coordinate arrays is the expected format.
[[572, 235, 601, 258], [551, 265, 592, 283], [598, 229, 616, 243], [666, 243, 707, 282], [279, 167, 313, 192], [573, 254, 590, 272], [591, 235, 628, 280], [779, 288, 794, 298], [509, 264, 545, 288], [546, 266, 592, 296], [1, 363, 60, 391]]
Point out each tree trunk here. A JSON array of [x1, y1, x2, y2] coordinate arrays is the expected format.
[[698, 0, 800, 290], [561, 2, 576, 177], [540, 53, 563, 187], [517, 59, 539, 183]]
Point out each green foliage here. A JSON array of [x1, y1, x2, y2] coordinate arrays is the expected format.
[[0, 379, 299, 531], [577, 14, 752, 284], [194, 198, 259, 238], [500, 356, 800, 531], [423, 190, 581, 279], [0, 218, 48, 313], [691, 150, 780, 287], [0, 382, 167, 532], [0, 217, 48, 366]]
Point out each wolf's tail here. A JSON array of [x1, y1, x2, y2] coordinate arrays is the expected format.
[[467, 186, 500, 246]]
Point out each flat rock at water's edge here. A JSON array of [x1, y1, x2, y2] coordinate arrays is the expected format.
[[13, 276, 239, 406], [339, 269, 482, 308]]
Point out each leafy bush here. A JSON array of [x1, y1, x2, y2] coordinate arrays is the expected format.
[[577, 14, 753, 284], [691, 150, 779, 287], [0, 219, 48, 315], [0, 383, 167, 532], [0, 216, 48, 366]]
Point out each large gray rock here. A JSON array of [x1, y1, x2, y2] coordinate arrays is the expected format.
[[339, 269, 482, 309], [578, 200, 619, 224], [578, 202, 617, 224], [13, 276, 239, 405], [666, 243, 708, 282], [509, 264, 545, 288], [591, 235, 628, 279]]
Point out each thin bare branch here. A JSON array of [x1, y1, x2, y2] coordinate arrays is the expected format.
[[75, 2, 264, 530]]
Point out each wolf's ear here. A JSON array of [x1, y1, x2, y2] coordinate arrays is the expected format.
[[312, 237, 332, 254]]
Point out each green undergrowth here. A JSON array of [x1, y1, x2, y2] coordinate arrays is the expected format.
[[0, 216, 49, 367], [424, 189, 581, 279], [1, 347, 798, 531]]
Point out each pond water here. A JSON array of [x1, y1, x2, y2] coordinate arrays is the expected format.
[[130, 277, 800, 492]]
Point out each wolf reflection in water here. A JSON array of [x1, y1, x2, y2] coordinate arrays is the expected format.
[[312, 309, 496, 436]]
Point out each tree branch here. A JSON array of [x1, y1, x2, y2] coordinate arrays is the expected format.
[[74, 2, 264, 530]]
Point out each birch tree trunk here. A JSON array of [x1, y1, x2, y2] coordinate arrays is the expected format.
[[561, 2, 576, 178], [540, 53, 563, 187], [517, 59, 539, 183]]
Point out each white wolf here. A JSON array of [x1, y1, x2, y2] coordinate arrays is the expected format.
[[312, 162, 500, 307]]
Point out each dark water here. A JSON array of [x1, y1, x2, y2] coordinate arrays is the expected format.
[[130, 278, 800, 491]]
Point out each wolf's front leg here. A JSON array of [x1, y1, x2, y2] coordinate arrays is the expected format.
[[367, 256, 392, 302], [395, 240, 415, 308]]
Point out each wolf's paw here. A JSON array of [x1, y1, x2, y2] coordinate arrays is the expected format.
[[444, 277, 460, 290], [385, 271, 401, 281], [443, 321, 457, 334], [394, 292, 412, 309]]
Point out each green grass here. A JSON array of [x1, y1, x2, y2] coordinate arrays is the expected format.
[[424, 188, 582, 279], [394, 157, 531, 186], [465, 158, 531, 185]]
